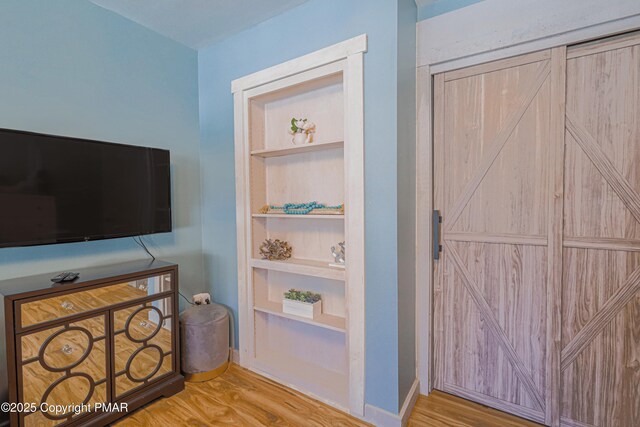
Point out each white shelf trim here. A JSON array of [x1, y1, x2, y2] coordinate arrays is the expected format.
[[254, 300, 346, 333], [231, 34, 367, 93], [250, 258, 346, 281], [250, 140, 344, 158], [234, 34, 366, 417]]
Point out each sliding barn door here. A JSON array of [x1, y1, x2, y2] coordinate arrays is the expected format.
[[433, 32, 640, 427], [561, 32, 640, 427], [433, 49, 565, 425]]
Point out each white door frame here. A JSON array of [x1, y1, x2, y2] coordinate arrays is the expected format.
[[415, 0, 640, 395]]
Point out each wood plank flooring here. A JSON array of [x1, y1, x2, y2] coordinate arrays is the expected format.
[[114, 364, 542, 426], [408, 392, 542, 427], [114, 363, 367, 426]]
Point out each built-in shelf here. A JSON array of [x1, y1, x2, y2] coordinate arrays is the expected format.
[[235, 38, 365, 414], [250, 141, 344, 158], [254, 300, 346, 333], [251, 350, 349, 410], [252, 213, 344, 219], [251, 258, 345, 281]]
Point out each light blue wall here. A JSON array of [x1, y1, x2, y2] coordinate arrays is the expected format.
[[397, 0, 417, 408], [0, 0, 420, 414], [0, 0, 205, 300], [418, 0, 484, 20], [199, 0, 415, 413]]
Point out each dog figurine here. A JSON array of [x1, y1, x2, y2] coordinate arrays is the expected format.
[[331, 242, 345, 265], [192, 292, 211, 305]]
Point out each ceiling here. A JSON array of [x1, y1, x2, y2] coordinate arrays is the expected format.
[[414, 0, 437, 5], [90, 0, 311, 49]]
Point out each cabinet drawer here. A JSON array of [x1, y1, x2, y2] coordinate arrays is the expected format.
[[18, 273, 173, 329], [18, 314, 109, 427], [113, 295, 175, 398]]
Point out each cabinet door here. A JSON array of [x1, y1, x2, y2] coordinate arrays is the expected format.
[[18, 314, 109, 427], [112, 295, 175, 398]]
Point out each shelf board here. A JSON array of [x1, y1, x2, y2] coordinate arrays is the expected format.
[[250, 141, 344, 158], [252, 213, 344, 219], [254, 300, 346, 333], [250, 258, 345, 281], [251, 350, 349, 410]]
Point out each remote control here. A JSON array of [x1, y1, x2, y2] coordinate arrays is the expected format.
[[50, 272, 80, 283]]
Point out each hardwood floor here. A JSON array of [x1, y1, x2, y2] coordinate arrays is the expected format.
[[408, 391, 543, 427], [115, 363, 541, 426], [115, 363, 368, 426]]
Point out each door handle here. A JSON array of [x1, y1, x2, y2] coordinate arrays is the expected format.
[[433, 210, 442, 260]]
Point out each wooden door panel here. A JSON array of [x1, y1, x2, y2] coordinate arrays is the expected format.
[[560, 249, 640, 427], [561, 32, 640, 427], [564, 125, 640, 242], [443, 60, 551, 236], [561, 305, 640, 427], [434, 51, 555, 425], [564, 132, 640, 242], [561, 249, 640, 349], [442, 242, 547, 412], [564, 39, 640, 243], [434, 33, 639, 427], [445, 68, 551, 236]]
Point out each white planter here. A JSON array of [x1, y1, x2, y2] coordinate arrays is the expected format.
[[292, 132, 308, 145], [282, 299, 321, 319]]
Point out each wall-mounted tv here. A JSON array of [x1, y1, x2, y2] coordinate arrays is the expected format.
[[0, 128, 171, 248]]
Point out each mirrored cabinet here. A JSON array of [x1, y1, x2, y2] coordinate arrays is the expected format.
[[19, 315, 109, 427], [112, 294, 174, 398], [1, 260, 184, 427]]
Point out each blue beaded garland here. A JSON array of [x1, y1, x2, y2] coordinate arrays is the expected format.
[[268, 201, 342, 215]]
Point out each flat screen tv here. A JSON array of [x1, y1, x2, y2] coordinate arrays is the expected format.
[[0, 128, 171, 248]]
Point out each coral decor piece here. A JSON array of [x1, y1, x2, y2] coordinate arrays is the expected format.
[[259, 239, 292, 261]]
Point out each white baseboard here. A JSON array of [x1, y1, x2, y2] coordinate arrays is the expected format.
[[400, 379, 420, 425], [364, 379, 420, 427], [364, 404, 400, 427], [230, 350, 419, 426], [230, 347, 240, 364]]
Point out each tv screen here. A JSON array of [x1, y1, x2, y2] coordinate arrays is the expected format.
[[0, 128, 171, 248]]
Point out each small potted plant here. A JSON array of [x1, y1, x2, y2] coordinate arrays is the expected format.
[[289, 118, 316, 145], [282, 288, 322, 319]]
